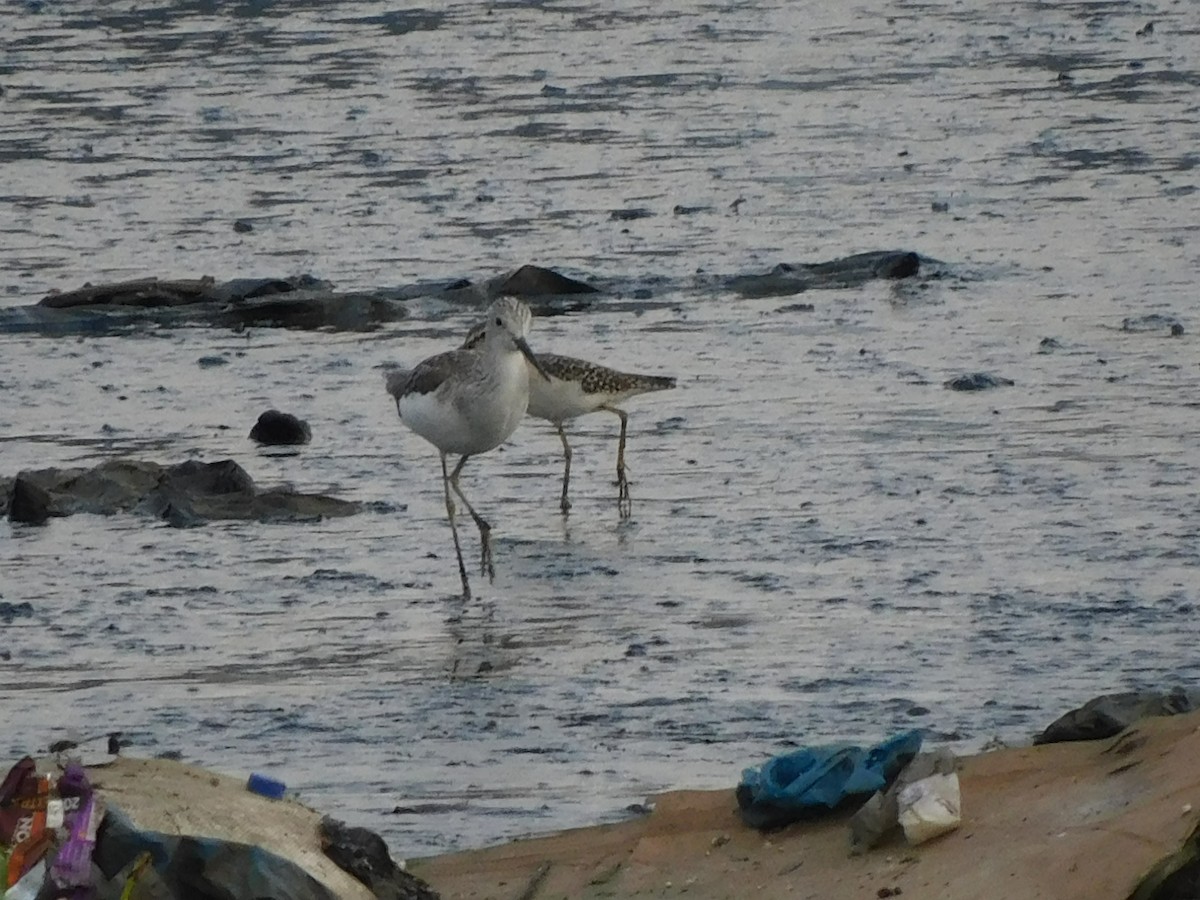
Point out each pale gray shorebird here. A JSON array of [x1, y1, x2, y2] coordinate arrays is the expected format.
[[391, 297, 549, 599], [388, 327, 675, 517]]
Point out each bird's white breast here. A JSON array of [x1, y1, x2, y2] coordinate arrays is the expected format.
[[527, 372, 604, 422], [399, 350, 530, 456]]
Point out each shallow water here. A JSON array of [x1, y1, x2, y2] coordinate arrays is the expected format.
[[3, 0, 1199, 856]]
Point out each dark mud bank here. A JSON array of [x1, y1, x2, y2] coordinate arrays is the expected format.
[[0, 251, 929, 336], [3, 458, 360, 527]]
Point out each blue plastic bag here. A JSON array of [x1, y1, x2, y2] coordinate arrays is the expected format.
[[737, 730, 923, 829]]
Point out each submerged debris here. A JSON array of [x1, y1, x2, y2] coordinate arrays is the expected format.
[[943, 372, 1014, 391], [1121, 313, 1184, 336]]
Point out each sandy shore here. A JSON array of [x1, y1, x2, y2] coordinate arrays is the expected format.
[[410, 712, 1200, 900]]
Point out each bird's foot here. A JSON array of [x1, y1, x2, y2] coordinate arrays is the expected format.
[[478, 524, 495, 583], [616, 471, 632, 519]]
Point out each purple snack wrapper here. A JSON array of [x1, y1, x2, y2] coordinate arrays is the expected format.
[[50, 794, 102, 888]]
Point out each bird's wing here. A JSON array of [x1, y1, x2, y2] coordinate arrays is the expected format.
[[460, 321, 487, 350], [395, 349, 474, 398], [537, 353, 676, 395]]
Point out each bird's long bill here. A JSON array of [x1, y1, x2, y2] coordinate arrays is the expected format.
[[516, 337, 552, 382]]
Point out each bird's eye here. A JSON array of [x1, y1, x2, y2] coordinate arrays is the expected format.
[[495, 317, 503, 326]]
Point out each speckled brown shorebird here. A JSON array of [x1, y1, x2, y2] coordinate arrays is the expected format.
[[524, 353, 676, 517]]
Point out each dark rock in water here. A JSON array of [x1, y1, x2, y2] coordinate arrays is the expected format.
[[805, 250, 920, 281], [943, 372, 1015, 391], [726, 250, 923, 298], [164, 459, 257, 495], [1, 458, 358, 525], [610, 207, 654, 221], [233, 218, 254, 233], [38, 276, 220, 310], [9, 473, 54, 525], [1121, 313, 1183, 334], [6, 274, 412, 335], [319, 816, 441, 900], [208, 275, 327, 303], [1034, 689, 1200, 744], [250, 409, 312, 446], [0, 600, 35, 623], [497, 264, 598, 297], [1038, 337, 1063, 353], [197, 355, 228, 368], [879, 252, 919, 279], [156, 496, 205, 529], [216, 290, 408, 331]]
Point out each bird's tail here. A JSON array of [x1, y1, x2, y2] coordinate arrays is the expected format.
[[634, 373, 677, 393]]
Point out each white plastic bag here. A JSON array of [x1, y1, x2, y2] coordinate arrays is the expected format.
[[897, 772, 961, 845]]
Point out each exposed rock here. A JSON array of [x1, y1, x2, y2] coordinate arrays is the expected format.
[[216, 289, 409, 331], [610, 208, 654, 221], [0, 601, 35, 623], [2, 253, 930, 335], [1038, 337, 1063, 352], [8, 473, 54, 525], [163, 458, 257, 495], [2, 459, 358, 525], [435, 265, 600, 311], [496, 264, 598, 297], [1033, 689, 1200, 744], [38, 276, 221, 309], [319, 816, 441, 900], [250, 409, 312, 446], [2, 275, 411, 335], [943, 372, 1014, 391], [726, 250, 923, 298], [1122, 313, 1184, 335]]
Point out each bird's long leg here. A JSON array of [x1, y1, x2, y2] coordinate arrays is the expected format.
[[440, 452, 471, 599], [448, 455, 494, 582], [556, 423, 573, 515], [603, 405, 631, 518]]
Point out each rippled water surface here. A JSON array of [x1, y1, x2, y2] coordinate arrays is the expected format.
[[3, 0, 1200, 856]]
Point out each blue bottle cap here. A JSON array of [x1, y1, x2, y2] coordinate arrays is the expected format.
[[246, 772, 287, 799]]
